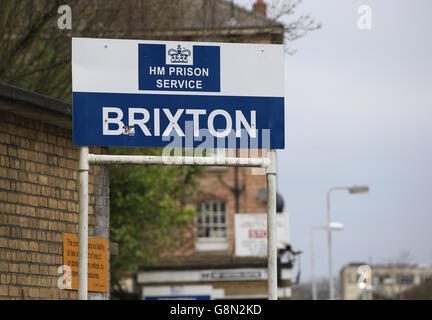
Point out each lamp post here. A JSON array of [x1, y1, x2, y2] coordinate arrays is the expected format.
[[310, 222, 344, 300], [327, 186, 369, 300]]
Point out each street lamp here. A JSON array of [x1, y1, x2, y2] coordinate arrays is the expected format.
[[327, 185, 369, 300], [310, 222, 344, 300], [347, 186, 369, 194]]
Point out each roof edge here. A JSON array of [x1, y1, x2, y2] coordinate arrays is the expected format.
[[0, 82, 72, 117], [222, 0, 284, 29], [138, 262, 292, 272]]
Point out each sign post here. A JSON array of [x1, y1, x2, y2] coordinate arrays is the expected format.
[[267, 149, 277, 300], [72, 38, 285, 300], [78, 146, 88, 300]]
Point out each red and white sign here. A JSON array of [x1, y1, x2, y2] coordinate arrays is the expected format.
[[234, 213, 290, 257]]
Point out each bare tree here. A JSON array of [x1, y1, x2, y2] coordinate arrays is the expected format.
[[0, 0, 121, 100], [266, 1, 321, 40], [0, 0, 320, 101]]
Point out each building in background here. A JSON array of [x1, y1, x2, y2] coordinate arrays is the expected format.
[[135, 170, 294, 299], [98, 0, 285, 44], [340, 263, 432, 300]]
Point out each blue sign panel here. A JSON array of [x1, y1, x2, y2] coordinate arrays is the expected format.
[[138, 44, 220, 92], [73, 92, 284, 149]]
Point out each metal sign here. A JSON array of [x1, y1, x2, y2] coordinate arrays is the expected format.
[[72, 37, 282, 301], [63, 233, 108, 292], [72, 37, 285, 149], [201, 269, 268, 281], [235, 213, 290, 257]]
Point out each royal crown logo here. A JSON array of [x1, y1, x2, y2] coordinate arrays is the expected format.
[[168, 45, 191, 63]]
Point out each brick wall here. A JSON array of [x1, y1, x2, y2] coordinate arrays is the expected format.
[[196, 166, 267, 254], [0, 110, 109, 300], [155, 157, 269, 262]]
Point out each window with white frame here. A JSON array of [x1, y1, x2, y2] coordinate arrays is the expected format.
[[195, 201, 228, 251]]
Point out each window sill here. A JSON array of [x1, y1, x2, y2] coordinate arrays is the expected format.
[[195, 239, 229, 251]]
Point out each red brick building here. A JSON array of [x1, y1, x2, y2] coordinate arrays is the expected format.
[[134, 160, 292, 300]]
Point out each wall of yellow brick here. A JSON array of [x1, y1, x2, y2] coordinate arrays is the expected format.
[[0, 110, 109, 300]]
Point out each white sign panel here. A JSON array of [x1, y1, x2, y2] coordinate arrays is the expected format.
[[72, 38, 285, 149], [235, 213, 290, 257]]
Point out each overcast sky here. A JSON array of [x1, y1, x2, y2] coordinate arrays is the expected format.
[[236, 0, 432, 282]]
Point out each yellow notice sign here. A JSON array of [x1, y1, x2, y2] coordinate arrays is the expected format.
[[63, 233, 108, 292]]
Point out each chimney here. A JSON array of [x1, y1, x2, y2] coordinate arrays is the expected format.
[[253, 0, 267, 17]]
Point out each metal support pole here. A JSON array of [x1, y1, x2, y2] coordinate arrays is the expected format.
[[327, 190, 334, 300], [88, 154, 269, 168], [266, 149, 277, 300], [79, 152, 271, 300], [310, 229, 317, 300], [78, 146, 89, 300]]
